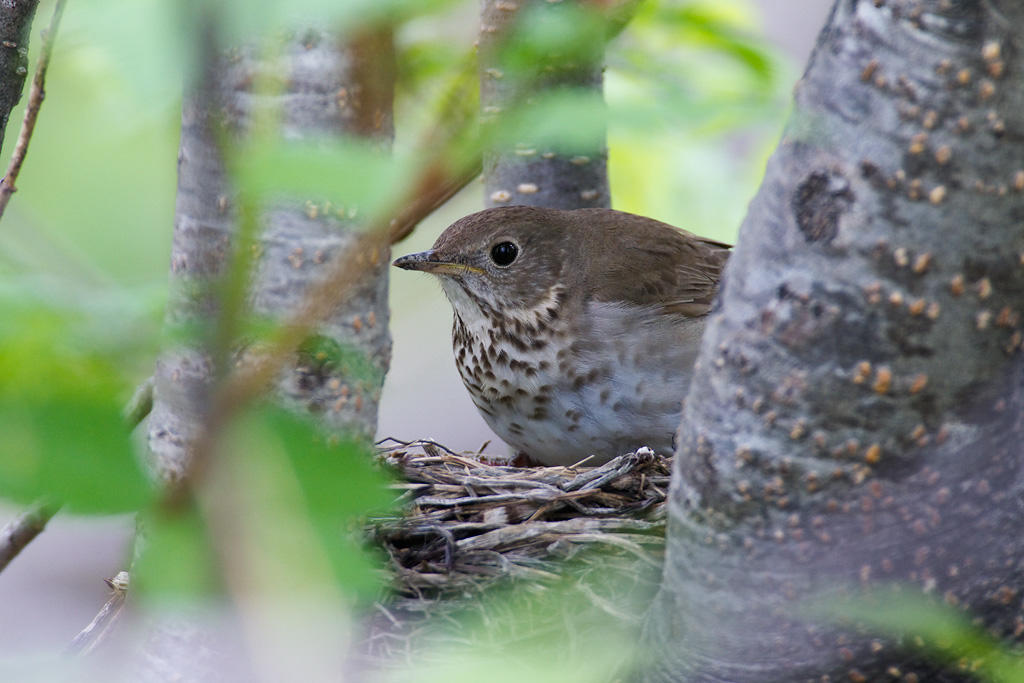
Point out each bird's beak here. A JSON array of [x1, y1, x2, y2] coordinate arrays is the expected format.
[[392, 250, 485, 276]]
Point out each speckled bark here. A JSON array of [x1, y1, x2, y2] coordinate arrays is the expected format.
[[148, 30, 394, 482], [479, 0, 609, 210], [0, 0, 39, 154], [646, 1, 1024, 681]]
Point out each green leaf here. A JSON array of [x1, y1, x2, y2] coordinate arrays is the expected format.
[[662, 5, 775, 80], [262, 408, 393, 517], [496, 2, 607, 77], [484, 89, 607, 155], [296, 335, 383, 388], [396, 40, 466, 93], [0, 293, 156, 513], [135, 504, 222, 599], [134, 406, 393, 601], [231, 137, 409, 222], [215, 407, 394, 598], [818, 588, 1024, 683], [265, 408, 393, 596], [0, 394, 152, 513]]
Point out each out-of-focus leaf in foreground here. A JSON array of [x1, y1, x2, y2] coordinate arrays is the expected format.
[[136, 503, 222, 599], [483, 89, 607, 156], [382, 571, 651, 683], [136, 406, 394, 602], [495, 2, 606, 79], [251, 408, 394, 598], [820, 588, 1024, 683], [0, 286, 157, 513], [231, 137, 410, 224]]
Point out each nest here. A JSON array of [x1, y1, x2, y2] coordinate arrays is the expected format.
[[362, 439, 672, 665]]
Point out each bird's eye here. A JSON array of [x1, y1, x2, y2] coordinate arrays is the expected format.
[[490, 241, 518, 266]]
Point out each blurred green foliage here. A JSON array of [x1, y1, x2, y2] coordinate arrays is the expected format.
[[136, 407, 393, 601], [496, 2, 607, 75], [0, 285, 156, 512], [249, 408, 394, 596], [607, 0, 789, 243], [296, 335, 384, 387], [232, 137, 407, 220], [486, 89, 609, 155], [825, 588, 1024, 683], [136, 503, 221, 598]]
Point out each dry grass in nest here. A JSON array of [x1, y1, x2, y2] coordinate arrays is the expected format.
[[362, 439, 672, 665]]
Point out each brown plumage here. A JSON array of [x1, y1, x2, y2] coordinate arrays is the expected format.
[[394, 206, 731, 465]]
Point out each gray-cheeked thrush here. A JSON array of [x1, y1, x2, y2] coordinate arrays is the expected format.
[[393, 205, 730, 466]]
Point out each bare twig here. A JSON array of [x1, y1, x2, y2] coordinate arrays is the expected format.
[[1, 372, 152, 575], [0, 0, 68, 221], [388, 156, 480, 244], [0, 500, 60, 573], [388, 51, 480, 244]]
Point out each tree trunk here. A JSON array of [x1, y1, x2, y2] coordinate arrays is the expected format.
[[127, 27, 395, 681], [479, 0, 610, 210], [646, 1, 1024, 680], [147, 29, 395, 482]]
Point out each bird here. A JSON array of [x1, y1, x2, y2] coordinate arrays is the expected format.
[[393, 205, 731, 466]]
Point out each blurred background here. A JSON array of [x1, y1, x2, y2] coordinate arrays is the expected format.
[[0, 0, 830, 666]]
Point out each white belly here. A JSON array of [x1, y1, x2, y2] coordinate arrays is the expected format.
[[453, 300, 704, 465]]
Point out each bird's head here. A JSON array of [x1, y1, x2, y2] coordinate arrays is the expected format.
[[393, 206, 570, 316]]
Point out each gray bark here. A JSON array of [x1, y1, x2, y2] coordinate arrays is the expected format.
[[646, 1, 1024, 681], [147, 30, 395, 482], [479, 0, 610, 210], [0, 0, 38, 154], [122, 26, 395, 683]]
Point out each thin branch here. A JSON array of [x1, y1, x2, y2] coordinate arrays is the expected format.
[[0, 375, 157, 576], [388, 156, 480, 244], [0, 0, 68, 222], [0, 500, 60, 573], [388, 51, 481, 244], [0, 351, 149, 576]]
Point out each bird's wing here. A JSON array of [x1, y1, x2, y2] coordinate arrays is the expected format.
[[576, 210, 731, 318]]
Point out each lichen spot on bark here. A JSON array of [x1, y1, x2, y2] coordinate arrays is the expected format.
[[792, 169, 854, 244]]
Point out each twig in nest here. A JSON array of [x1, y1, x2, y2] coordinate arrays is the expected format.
[[0, 0, 68, 222], [362, 441, 674, 667], [372, 443, 671, 594]]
